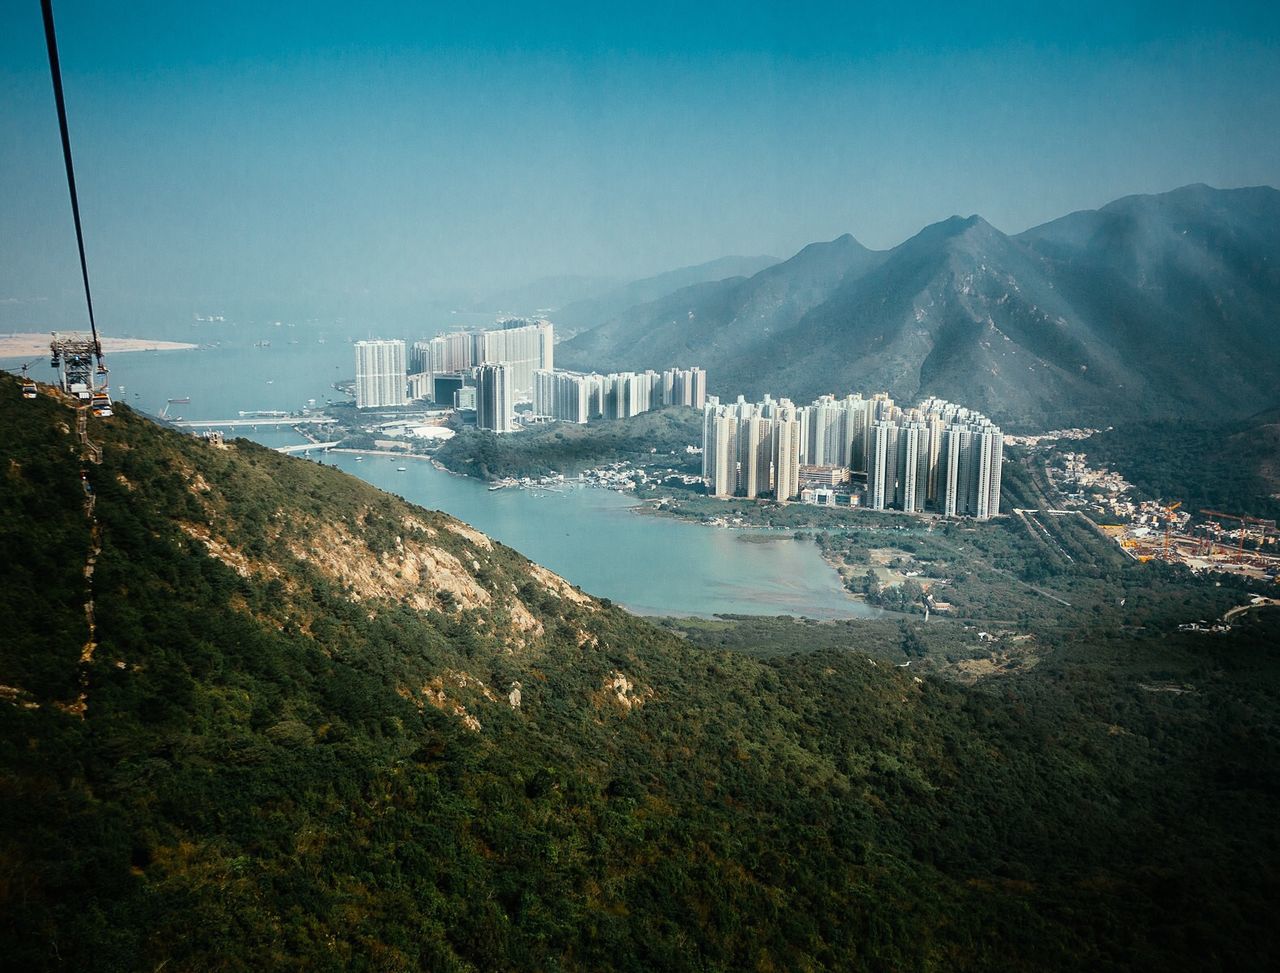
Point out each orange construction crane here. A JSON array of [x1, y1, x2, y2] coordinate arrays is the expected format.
[[1162, 502, 1182, 557], [1199, 509, 1273, 563]]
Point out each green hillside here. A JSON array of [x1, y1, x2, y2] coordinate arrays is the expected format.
[[2, 374, 1278, 971]]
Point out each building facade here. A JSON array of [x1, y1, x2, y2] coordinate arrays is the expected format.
[[701, 396, 803, 501], [475, 363, 514, 433], [354, 339, 407, 409], [414, 320, 553, 402], [704, 391, 1003, 518]]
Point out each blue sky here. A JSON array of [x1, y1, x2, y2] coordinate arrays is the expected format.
[[3, 1, 1279, 328]]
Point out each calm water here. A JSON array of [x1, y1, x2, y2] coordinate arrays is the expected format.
[[5, 333, 875, 619], [323, 452, 872, 618]]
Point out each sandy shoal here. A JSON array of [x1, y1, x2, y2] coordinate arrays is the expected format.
[[0, 333, 199, 358]]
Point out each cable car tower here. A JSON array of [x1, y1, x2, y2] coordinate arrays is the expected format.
[[42, 0, 112, 418], [19, 360, 39, 398], [49, 331, 99, 402]]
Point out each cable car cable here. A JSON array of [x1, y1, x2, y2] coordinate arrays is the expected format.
[[40, 0, 102, 366]]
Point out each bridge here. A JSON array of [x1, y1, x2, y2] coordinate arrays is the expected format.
[[276, 441, 340, 455], [173, 416, 338, 429]]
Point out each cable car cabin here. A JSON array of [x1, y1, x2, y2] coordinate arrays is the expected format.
[[22, 380, 38, 399], [90, 390, 113, 418]]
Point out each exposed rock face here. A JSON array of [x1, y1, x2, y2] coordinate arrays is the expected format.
[[606, 671, 652, 710], [180, 522, 262, 580], [530, 563, 595, 607], [289, 520, 493, 614]]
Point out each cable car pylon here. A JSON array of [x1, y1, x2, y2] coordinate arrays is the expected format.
[[41, 0, 111, 418]]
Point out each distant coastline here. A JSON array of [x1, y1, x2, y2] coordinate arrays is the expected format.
[[0, 332, 198, 357]]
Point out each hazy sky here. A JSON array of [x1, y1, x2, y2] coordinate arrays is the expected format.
[[3, 1, 1279, 329]]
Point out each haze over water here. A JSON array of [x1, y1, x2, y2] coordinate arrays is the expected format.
[[3, 334, 874, 620]]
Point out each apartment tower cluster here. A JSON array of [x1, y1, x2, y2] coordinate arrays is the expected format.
[[409, 319, 554, 401], [355, 320, 555, 431], [702, 392, 1003, 519], [532, 366, 707, 423]]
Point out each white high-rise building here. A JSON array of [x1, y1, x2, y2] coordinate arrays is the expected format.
[[534, 369, 591, 423], [475, 363, 514, 433], [772, 414, 802, 502], [413, 332, 473, 379], [354, 340, 407, 409], [896, 422, 923, 513], [414, 320, 552, 401], [706, 413, 740, 498], [973, 426, 1004, 520], [739, 414, 772, 498], [662, 366, 708, 408], [473, 320, 554, 396], [867, 420, 900, 511]]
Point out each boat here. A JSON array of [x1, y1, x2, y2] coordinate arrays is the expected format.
[[355, 456, 363, 462], [396, 466, 407, 472]]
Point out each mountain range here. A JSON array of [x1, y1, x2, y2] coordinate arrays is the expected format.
[[557, 185, 1280, 429], [472, 255, 778, 326]]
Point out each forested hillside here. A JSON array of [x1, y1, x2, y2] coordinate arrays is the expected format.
[[2, 374, 1278, 971]]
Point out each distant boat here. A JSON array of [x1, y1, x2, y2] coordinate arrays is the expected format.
[[355, 456, 363, 462], [167, 397, 190, 404], [397, 466, 407, 472]]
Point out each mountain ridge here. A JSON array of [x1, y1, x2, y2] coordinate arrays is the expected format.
[[549, 254, 780, 335], [558, 185, 1280, 428]]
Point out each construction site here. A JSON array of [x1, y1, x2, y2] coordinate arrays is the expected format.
[[1098, 507, 1280, 583], [1044, 448, 1280, 584]]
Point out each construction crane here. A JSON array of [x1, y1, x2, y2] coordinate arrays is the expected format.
[[1201, 509, 1244, 562], [1199, 509, 1275, 564], [1162, 501, 1182, 557]]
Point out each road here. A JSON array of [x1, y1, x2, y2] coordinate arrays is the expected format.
[[173, 417, 337, 428]]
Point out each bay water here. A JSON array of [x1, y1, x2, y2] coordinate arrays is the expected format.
[[5, 330, 875, 619]]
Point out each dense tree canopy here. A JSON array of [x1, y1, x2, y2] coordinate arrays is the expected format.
[[1, 376, 1277, 971]]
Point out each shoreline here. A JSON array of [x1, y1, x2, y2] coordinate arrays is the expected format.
[[331, 445, 875, 619], [0, 333, 199, 358], [329, 448, 436, 461]]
